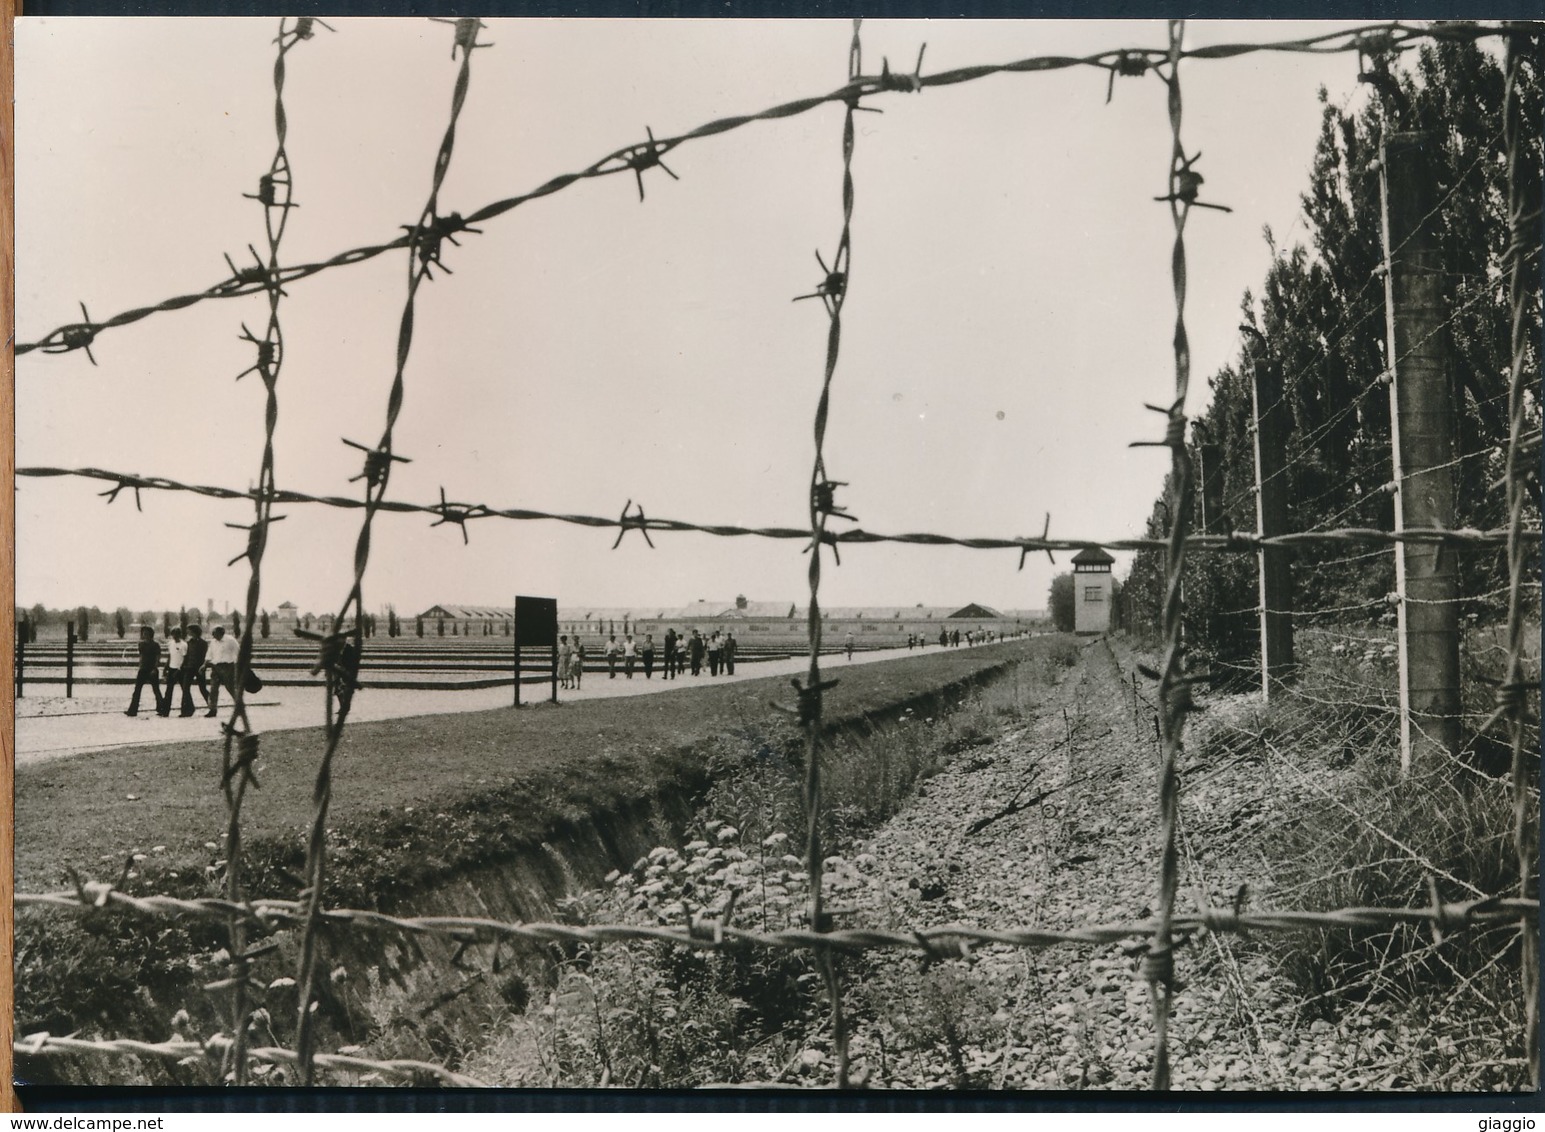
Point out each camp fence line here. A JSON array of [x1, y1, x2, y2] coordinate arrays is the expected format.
[[15, 21, 1539, 362], [12, 15, 1542, 1092], [14, 466, 1539, 557]]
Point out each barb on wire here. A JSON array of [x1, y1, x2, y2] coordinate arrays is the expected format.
[[627, 126, 679, 202], [219, 244, 284, 296], [234, 323, 279, 383], [1152, 149, 1232, 212], [278, 17, 334, 47], [38, 302, 99, 364], [430, 486, 486, 545], [792, 249, 848, 313], [400, 212, 480, 278], [875, 44, 928, 94], [1105, 49, 1151, 103], [19, 22, 1518, 361], [96, 478, 143, 511], [429, 17, 491, 61], [610, 498, 655, 549], [342, 438, 412, 488], [224, 513, 286, 568], [1019, 513, 1056, 569]]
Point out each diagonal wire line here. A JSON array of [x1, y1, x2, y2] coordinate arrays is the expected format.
[[15, 22, 1523, 362]]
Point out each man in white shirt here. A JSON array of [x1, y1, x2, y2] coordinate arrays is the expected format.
[[158, 628, 187, 717], [206, 625, 240, 717]]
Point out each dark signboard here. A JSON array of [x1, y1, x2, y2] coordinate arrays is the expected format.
[[514, 596, 558, 647], [514, 596, 560, 707]]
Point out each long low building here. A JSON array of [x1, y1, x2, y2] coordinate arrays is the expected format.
[[416, 598, 1047, 646]]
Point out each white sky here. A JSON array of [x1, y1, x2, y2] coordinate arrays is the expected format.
[[15, 18, 1372, 618]]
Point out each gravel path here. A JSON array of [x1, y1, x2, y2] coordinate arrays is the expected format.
[[13, 641, 960, 765], [830, 637, 1451, 1091]]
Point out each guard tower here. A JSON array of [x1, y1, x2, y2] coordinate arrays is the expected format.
[[1072, 547, 1115, 635]]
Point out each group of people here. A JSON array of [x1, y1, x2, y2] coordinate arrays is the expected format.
[[554, 628, 740, 687], [125, 623, 241, 719]]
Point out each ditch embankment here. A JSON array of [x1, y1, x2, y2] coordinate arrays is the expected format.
[[14, 636, 1066, 1087]]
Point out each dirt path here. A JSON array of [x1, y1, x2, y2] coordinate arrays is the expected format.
[[14, 641, 963, 765], [836, 636, 1388, 1090]]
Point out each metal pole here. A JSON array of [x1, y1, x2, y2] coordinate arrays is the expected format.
[[65, 620, 75, 699], [1380, 131, 1461, 771], [1249, 353, 1296, 698]]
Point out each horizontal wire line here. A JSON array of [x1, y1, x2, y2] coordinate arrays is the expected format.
[[16, 465, 1537, 554], [9, 1033, 485, 1088], [14, 886, 1536, 954]]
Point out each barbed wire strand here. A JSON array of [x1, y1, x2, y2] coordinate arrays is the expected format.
[[291, 18, 484, 1085], [1500, 38, 1540, 1087], [1144, 19, 1201, 1092], [15, 885, 1535, 961], [795, 18, 871, 1090], [19, 465, 1539, 557], [15, 22, 1524, 363], [216, 17, 318, 1085]]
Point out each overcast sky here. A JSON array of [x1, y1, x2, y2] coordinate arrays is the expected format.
[[15, 18, 1371, 619]]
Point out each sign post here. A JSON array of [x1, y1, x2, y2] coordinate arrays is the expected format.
[[514, 596, 558, 707]]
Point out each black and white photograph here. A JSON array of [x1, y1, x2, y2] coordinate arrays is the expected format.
[[10, 15, 1542, 1098]]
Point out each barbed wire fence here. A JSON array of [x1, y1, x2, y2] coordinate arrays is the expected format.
[[11, 17, 1542, 1091]]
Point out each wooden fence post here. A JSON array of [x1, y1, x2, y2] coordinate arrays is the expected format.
[[1380, 130, 1461, 771], [15, 620, 26, 699], [65, 620, 76, 699]]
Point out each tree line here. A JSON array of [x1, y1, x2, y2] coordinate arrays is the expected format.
[[1050, 39, 1541, 659]]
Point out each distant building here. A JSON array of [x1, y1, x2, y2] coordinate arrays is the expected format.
[[1072, 547, 1115, 635]]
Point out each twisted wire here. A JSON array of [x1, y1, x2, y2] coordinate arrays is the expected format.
[[18, 465, 1536, 555], [1145, 21, 1200, 1091], [218, 17, 315, 1084], [1500, 38, 1540, 1086], [15, 22, 1524, 363], [796, 19, 867, 1090], [291, 20, 483, 1084], [16, 886, 1534, 959]]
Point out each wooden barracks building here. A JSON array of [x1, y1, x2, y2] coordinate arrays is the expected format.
[[417, 595, 1045, 647]]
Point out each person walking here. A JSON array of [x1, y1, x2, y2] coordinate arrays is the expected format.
[[206, 625, 239, 717], [662, 628, 677, 680], [573, 641, 585, 689], [124, 625, 163, 717], [158, 627, 186, 717], [179, 624, 210, 716], [623, 634, 637, 679], [707, 631, 721, 676], [845, 631, 855, 661], [606, 634, 620, 678], [642, 633, 656, 679], [723, 631, 737, 675], [688, 629, 704, 676], [558, 635, 573, 689]]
